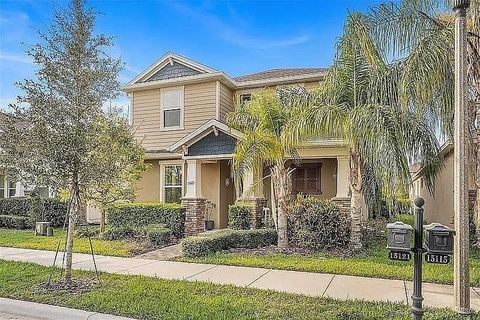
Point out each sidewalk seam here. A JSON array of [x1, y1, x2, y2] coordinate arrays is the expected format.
[[183, 265, 218, 280], [321, 274, 335, 297], [246, 269, 272, 287], [113, 260, 159, 273]]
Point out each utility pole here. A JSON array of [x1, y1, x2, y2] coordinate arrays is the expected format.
[[453, 0, 471, 314]]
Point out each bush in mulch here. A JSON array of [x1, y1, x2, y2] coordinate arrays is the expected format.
[[288, 197, 350, 251]]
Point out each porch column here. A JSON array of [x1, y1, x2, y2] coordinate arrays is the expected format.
[[335, 156, 350, 198], [332, 156, 351, 217], [241, 169, 265, 229], [182, 159, 206, 236]]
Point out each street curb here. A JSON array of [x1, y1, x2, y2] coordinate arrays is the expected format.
[[0, 298, 136, 320]]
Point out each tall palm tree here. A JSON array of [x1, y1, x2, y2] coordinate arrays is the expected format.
[[363, 0, 480, 216], [289, 12, 442, 249], [226, 90, 306, 248]]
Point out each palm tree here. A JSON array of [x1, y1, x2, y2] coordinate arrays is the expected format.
[[289, 12, 442, 249], [226, 90, 306, 248], [362, 0, 480, 216]]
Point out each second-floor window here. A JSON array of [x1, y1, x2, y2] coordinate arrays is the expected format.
[[240, 93, 252, 104], [0, 175, 5, 199], [161, 87, 184, 130]]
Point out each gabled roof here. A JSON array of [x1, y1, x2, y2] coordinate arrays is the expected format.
[[125, 52, 218, 86], [123, 52, 328, 93], [169, 119, 242, 153]]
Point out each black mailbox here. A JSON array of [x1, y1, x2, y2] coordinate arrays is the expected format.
[[423, 223, 455, 255], [387, 221, 413, 252]]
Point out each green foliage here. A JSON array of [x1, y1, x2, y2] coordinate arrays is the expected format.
[[228, 203, 252, 230], [0, 215, 29, 229], [0, 197, 67, 228], [0, 260, 468, 320], [288, 197, 350, 251], [75, 226, 100, 238], [470, 211, 478, 248], [100, 226, 145, 241], [146, 224, 173, 247], [0, 227, 143, 257], [106, 203, 185, 238], [391, 214, 414, 228], [181, 229, 277, 258]]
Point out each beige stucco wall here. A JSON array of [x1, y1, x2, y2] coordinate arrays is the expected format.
[[132, 81, 217, 151], [219, 160, 235, 228], [412, 150, 475, 227], [319, 158, 337, 199], [135, 160, 160, 202]]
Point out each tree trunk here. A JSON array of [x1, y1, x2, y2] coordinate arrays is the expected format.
[[64, 183, 80, 282], [271, 162, 291, 248], [100, 209, 106, 233], [350, 152, 363, 251]]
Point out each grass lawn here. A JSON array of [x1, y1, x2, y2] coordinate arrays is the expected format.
[[0, 259, 468, 320], [0, 228, 144, 257], [176, 241, 480, 286]]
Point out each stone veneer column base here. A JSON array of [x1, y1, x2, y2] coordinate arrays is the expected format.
[[182, 197, 206, 236], [240, 197, 266, 229], [331, 197, 352, 217]]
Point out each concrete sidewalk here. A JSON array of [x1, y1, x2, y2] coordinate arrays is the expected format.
[[0, 297, 135, 320], [1, 246, 479, 311]]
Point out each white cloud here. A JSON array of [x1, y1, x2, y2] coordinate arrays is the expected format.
[[0, 53, 33, 65], [169, 3, 311, 50]]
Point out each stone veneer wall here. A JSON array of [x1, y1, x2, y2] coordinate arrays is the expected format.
[[331, 197, 352, 217], [241, 197, 267, 229], [182, 197, 206, 236]]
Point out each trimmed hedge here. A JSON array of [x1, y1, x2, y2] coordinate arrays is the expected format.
[[0, 197, 67, 228], [288, 197, 350, 251], [106, 203, 185, 238], [0, 215, 29, 229], [228, 204, 251, 230], [101, 226, 145, 241], [147, 224, 173, 246], [75, 226, 100, 238], [181, 229, 277, 258]]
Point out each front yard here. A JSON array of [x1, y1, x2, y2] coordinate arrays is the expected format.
[[0, 228, 145, 257], [0, 259, 468, 319], [176, 240, 480, 286]]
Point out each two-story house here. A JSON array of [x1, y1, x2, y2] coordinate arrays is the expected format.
[[123, 52, 351, 235]]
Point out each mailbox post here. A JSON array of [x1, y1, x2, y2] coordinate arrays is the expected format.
[[386, 197, 455, 319], [412, 197, 425, 320]]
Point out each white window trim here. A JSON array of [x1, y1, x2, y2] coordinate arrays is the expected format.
[[160, 86, 184, 131], [0, 174, 6, 199], [159, 160, 184, 203]]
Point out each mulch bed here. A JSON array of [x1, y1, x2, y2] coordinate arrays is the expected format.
[[37, 278, 97, 294]]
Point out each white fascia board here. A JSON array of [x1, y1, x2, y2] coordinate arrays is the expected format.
[[125, 52, 219, 86], [235, 73, 326, 89], [123, 72, 236, 93]]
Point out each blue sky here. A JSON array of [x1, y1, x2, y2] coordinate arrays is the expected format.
[[0, 0, 385, 112]]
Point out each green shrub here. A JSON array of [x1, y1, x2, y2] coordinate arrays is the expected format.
[[228, 204, 251, 230], [288, 197, 350, 251], [101, 226, 145, 240], [75, 225, 100, 238], [391, 214, 415, 227], [181, 229, 277, 258], [0, 197, 67, 228], [0, 215, 29, 229], [147, 224, 173, 246], [106, 203, 185, 238]]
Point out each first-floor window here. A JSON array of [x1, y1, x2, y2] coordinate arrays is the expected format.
[[0, 175, 5, 199], [8, 179, 16, 197], [164, 165, 182, 203], [293, 164, 322, 195]]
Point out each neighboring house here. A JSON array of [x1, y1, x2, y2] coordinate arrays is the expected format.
[[0, 112, 50, 199], [123, 52, 351, 235], [409, 141, 477, 227]]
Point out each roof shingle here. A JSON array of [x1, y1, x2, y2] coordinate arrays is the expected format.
[[234, 68, 327, 83]]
